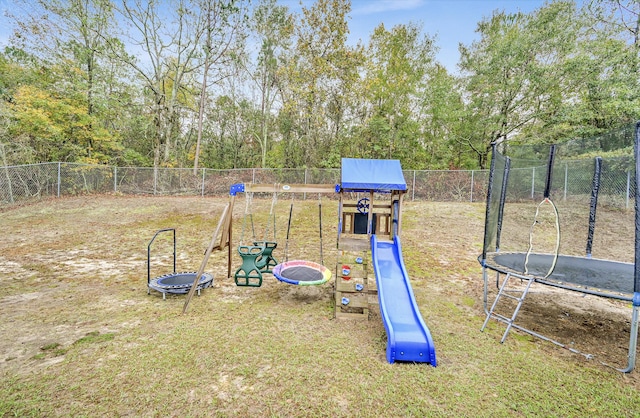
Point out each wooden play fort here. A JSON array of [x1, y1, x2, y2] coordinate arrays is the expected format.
[[180, 158, 436, 365]]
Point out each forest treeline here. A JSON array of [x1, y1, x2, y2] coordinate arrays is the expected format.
[[0, 0, 638, 170]]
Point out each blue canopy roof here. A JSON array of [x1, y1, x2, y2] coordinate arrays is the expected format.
[[341, 158, 407, 192]]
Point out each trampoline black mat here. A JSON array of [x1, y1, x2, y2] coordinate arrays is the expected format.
[[484, 252, 634, 297], [149, 271, 214, 294]]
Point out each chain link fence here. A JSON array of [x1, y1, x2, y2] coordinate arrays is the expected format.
[[0, 160, 635, 209]]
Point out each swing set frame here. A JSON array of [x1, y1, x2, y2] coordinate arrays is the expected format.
[[227, 183, 338, 280], [183, 159, 407, 314]]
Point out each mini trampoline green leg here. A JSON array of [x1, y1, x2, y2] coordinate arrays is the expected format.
[[254, 241, 278, 273], [235, 245, 264, 287]]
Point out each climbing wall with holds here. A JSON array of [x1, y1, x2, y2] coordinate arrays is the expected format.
[[334, 249, 378, 320]]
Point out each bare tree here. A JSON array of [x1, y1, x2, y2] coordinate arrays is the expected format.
[[193, 0, 247, 173], [113, 0, 205, 167]]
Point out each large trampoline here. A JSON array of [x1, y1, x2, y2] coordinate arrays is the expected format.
[[479, 121, 640, 372]]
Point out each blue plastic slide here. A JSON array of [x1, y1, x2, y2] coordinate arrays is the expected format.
[[371, 234, 437, 366]]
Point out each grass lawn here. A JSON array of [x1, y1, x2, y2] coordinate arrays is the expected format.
[[1, 195, 639, 417]]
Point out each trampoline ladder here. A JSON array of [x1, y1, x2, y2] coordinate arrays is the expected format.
[[481, 272, 535, 343]]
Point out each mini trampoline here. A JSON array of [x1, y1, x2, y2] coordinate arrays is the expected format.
[[146, 228, 214, 299], [148, 271, 214, 299], [273, 260, 331, 286], [479, 121, 640, 372]]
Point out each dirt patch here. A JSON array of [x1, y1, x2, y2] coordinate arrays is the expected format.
[[479, 281, 636, 367], [277, 283, 333, 304]]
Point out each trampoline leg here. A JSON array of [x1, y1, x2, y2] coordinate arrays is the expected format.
[[482, 267, 489, 316], [620, 304, 640, 373], [481, 267, 501, 317], [482, 272, 512, 332]]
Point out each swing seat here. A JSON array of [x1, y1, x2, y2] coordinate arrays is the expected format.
[[254, 241, 278, 273], [234, 245, 264, 287]]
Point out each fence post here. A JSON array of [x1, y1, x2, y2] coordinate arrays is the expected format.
[[627, 170, 631, 209], [564, 164, 568, 201], [57, 162, 61, 198], [114, 166, 118, 193], [201, 168, 206, 197], [0, 143, 14, 203], [412, 170, 416, 201], [531, 167, 535, 199], [153, 166, 157, 195], [470, 170, 474, 202], [304, 168, 308, 200]]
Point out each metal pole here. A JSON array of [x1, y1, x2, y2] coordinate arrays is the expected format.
[[201, 168, 205, 197], [470, 170, 474, 202], [57, 162, 61, 198], [0, 143, 14, 203], [412, 170, 416, 201], [146, 228, 176, 292], [619, 303, 640, 372], [481, 144, 498, 260], [304, 168, 307, 200], [496, 158, 511, 252], [531, 167, 535, 199], [564, 164, 568, 201], [627, 170, 631, 210], [114, 166, 118, 193], [586, 157, 603, 259], [543, 145, 556, 199]]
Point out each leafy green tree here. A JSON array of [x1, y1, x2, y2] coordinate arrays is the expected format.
[[7, 0, 127, 163], [417, 64, 475, 169], [240, 0, 294, 168], [356, 22, 435, 167], [571, 0, 640, 133], [113, 0, 201, 167], [0, 48, 43, 164], [277, 0, 362, 168], [9, 84, 119, 163], [459, 1, 590, 167], [200, 94, 261, 169], [113, 0, 249, 168]]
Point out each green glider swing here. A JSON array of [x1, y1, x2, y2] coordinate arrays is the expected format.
[[234, 191, 278, 287]]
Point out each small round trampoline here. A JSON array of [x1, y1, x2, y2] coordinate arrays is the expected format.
[[483, 252, 634, 301], [273, 260, 331, 286], [148, 271, 214, 298]]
